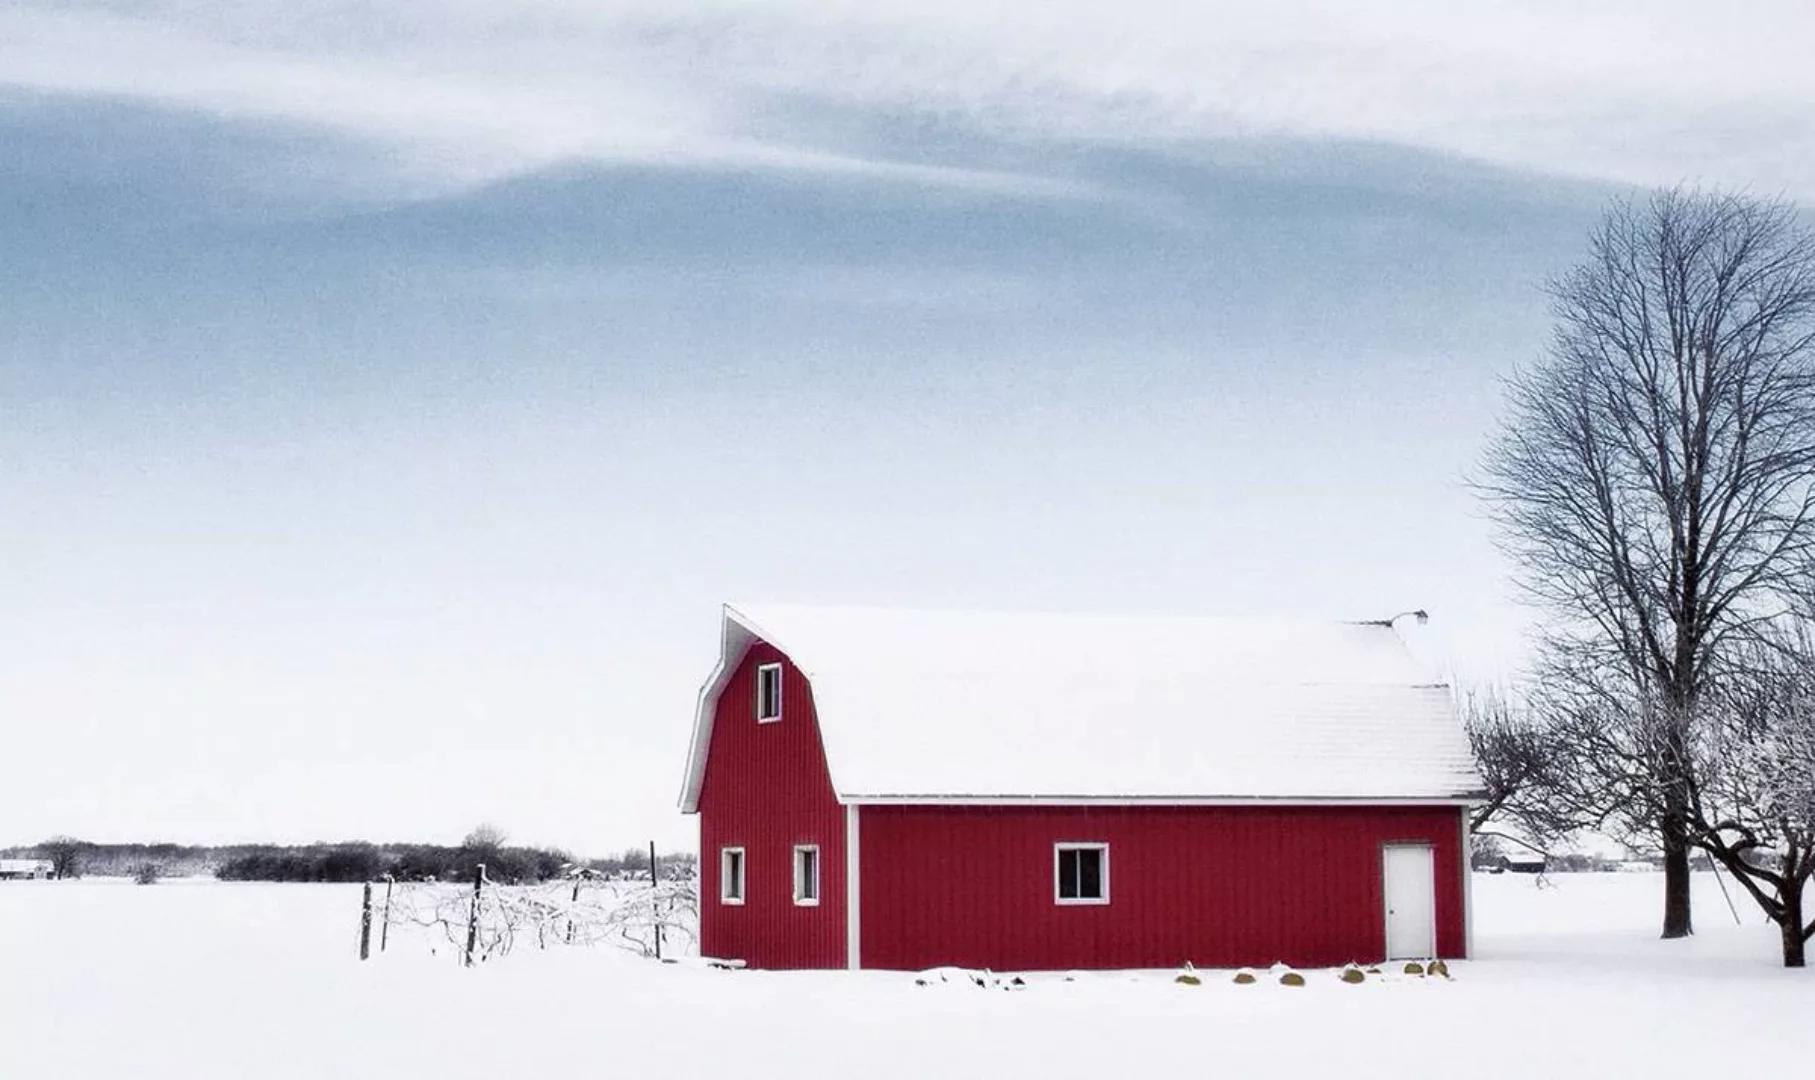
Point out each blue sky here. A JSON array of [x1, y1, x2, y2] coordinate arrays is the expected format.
[[3, 2, 1810, 853]]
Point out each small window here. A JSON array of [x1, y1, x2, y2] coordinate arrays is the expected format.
[[720, 847, 745, 905], [1054, 843, 1108, 905], [756, 663, 783, 722], [792, 845, 820, 906]]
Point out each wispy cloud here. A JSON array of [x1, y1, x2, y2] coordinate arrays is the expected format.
[[4, 1, 1811, 198]]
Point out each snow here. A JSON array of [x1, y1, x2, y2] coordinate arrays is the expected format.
[[2, 872, 1806, 1079], [682, 603, 1480, 806]]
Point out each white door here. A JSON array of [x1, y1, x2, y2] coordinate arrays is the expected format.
[[1382, 844, 1436, 960]]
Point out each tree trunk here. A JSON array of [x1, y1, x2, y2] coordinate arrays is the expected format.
[[1781, 883, 1806, 968], [1656, 676, 1697, 941], [1661, 819, 1694, 939]]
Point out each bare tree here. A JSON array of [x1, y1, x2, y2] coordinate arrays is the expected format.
[[462, 823, 507, 854], [1478, 188, 1815, 938], [1690, 629, 1815, 967], [1532, 646, 1691, 863], [36, 836, 86, 880], [1462, 688, 1594, 850]]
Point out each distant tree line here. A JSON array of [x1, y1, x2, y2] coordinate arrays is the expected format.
[[9, 829, 697, 886], [215, 842, 698, 884], [214, 842, 573, 884], [3, 838, 215, 880]]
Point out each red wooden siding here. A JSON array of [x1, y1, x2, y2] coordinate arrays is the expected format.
[[857, 804, 1463, 971], [696, 643, 846, 969]]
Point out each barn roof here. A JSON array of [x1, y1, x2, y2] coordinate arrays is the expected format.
[[679, 603, 1483, 811]]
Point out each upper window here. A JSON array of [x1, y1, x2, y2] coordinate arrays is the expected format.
[[1054, 843, 1109, 905], [793, 844, 820, 906], [720, 847, 745, 905], [756, 663, 783, 722]]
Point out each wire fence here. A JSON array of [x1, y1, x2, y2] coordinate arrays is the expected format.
[[360, 866, 699, 966]]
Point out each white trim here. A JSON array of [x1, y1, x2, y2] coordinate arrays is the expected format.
[[756, 662, 783, 723], [792, 844, 821, 906], [719, 846, 745, 905], [845, 804, 861, 970], [846, 795, 1481, 807], [1460, 805, 1474, 960], [1053, 842, 1110, 905]]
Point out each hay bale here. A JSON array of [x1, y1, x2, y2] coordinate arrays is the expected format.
[[1427, 959, 1450, 978], [1232, 969, 1258, 985], [1278, 971, 1306, 987], [1365, 966, 1382, 975], [1338, 967, 1366, 984], [1175, 972, 1202, 986], [1402, 961, 1426, 976]]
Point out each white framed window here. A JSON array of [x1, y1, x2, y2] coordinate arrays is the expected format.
[[1054, 843, 1109, 905], [792, 844, 820, 906], [756, 663, 783, 722], [719, 847, 745, 905]]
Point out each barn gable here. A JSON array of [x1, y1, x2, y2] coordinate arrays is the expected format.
[[679, 602, 1483, 811], [692, 639, 847, 968]]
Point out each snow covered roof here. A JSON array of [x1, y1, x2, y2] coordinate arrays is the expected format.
[[679, 603, 1484, 810], [0, 859, 51, 873]]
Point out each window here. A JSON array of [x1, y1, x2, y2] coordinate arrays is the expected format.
[[756, 663, 783, 722], [1054, 843, 1108, 904], [720, 847, 745, 905], [792, 845, 820, 906]]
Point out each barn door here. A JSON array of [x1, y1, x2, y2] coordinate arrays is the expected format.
[[1382, 844, 1436, 960]]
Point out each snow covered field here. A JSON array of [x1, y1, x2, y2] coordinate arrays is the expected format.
[[1, 872, 1806, 1079]]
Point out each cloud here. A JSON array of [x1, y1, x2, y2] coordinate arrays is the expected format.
[[3, 1, 1811, 198]]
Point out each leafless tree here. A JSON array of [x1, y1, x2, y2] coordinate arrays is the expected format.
[[1690, 628, 1815, 967], [462, 823, 508, 855], [1478, 187, 1815, 938], [1530, 646, 1692, 855], [36, 836, 86, 880], [1462, 688, 1595, 851]]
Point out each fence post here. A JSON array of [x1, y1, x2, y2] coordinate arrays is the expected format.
[[566, 874, 582, 945], [358, 881, 374, 961], [380, 875, 394, 953], [464, 864, 485, 968], [649, 841, 662, 961]]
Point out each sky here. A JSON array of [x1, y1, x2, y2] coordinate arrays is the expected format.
[[3, 1, 1812, 855]]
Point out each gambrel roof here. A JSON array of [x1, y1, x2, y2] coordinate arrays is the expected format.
[[679, 602, 1483, 811]]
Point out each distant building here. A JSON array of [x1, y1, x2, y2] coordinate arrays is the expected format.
[[680, 603, 1484, 971], [1504, 852, 1547, 874], [0, 859, 53, 880]]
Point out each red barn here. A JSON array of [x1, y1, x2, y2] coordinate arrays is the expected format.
[[679, 603, 1483, 972]]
